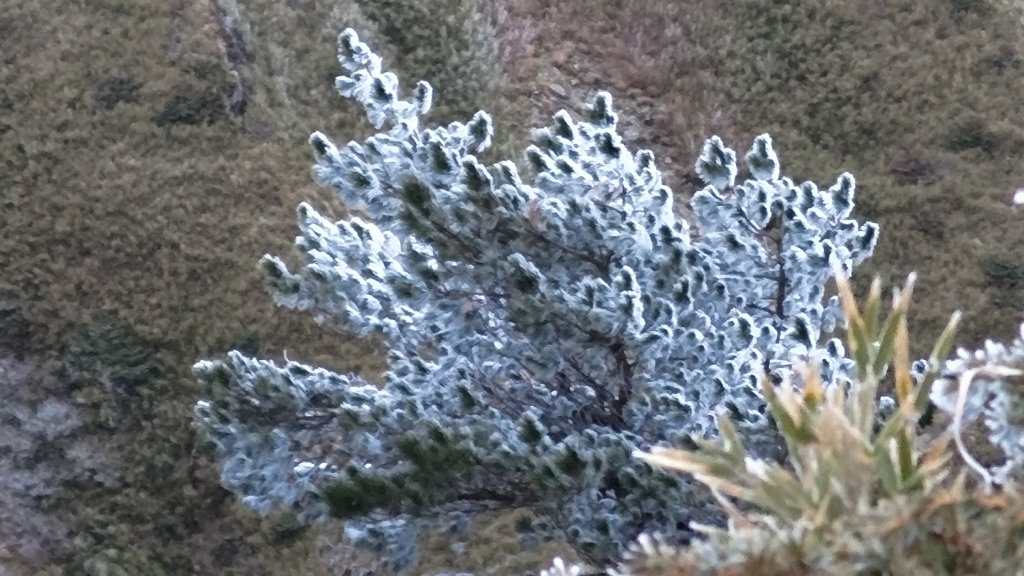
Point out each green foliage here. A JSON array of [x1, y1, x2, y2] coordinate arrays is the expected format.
[[556, 448, 587, 479], [397, 432, 476, 488], [62, 313, 159, 392], [981, 256, 1024, 289], [324, 432, 476, 519], [153, 89, 226, 127], [980, 255, 1024, 310], [93, 75, 143, 110], [326, 468, 400, 517]]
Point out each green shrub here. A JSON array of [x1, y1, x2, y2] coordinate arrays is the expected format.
[[154, 90, 226, 127], [93, 75, 142, 110]]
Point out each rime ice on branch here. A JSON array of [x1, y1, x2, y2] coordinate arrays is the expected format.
[[932, 323, 1024, 488], [193, 28, 878, 571]]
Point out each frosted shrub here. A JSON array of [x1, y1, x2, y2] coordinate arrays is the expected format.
[[932, 323, 1024, 488], [193, 29, 878, 570]]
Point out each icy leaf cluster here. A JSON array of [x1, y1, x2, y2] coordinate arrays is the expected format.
[[931, 323, 1024, 487], [193, 28, 878, 570]]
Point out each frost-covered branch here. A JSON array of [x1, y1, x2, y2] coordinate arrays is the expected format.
[[193, 28, 878, 571]]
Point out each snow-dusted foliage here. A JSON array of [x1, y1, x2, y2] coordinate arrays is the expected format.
[[931, 323, 1024, 487], [193, 29, 878, 570]]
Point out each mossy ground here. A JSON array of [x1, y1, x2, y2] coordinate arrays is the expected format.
[[3, 0, 1024, 573]]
